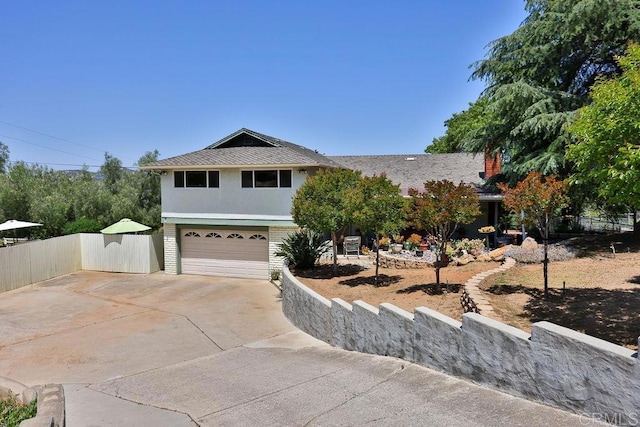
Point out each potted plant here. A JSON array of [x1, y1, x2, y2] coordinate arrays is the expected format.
[[391, 234, 404, 254], [377, 236, 390, 251], [407, 233, 422, 250]]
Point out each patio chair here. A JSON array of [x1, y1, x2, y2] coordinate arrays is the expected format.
[[343, 236, 361, 258]]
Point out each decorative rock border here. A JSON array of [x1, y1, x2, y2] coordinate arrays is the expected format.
[[461, 257, 516, 318]]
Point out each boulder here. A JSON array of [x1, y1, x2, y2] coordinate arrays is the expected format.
[[455, 253, 476, 266], [476, 253, 492, 262], [521, 237, 538, 251], [488, 245, 512, 261]]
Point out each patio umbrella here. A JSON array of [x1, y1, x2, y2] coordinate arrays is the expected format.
[[101, 218, 151, 234], [0, 220, 43, 232]]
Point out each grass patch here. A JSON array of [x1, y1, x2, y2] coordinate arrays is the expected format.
[[0, 393, 37, 427]]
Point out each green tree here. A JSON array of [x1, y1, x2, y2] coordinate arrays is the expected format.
[[131, 150, 162, 230], [427, 97, 494, 154], [100, 152, 124, 194], [349, 174, 407, 286], [0, 141, 9, 174], [292, 168, 362, 274], [567, 43, 640, 219], [498, 172, 569, 297], [439, 0, 640, 183], [408, 180, 480, 291]]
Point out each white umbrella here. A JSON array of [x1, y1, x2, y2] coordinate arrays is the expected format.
[[0, 220, 43, 232]]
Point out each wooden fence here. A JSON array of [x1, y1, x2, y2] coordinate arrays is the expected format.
[[0, 233, 164, 293]]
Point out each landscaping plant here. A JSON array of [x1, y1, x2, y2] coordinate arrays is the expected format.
[[348, 174, 407, 286], [408, 180, 480, 291], [498, 171, 569, 297], [0, 394, 36, 427], [275, 229, 331, 270], [291, 168, 362, 274]]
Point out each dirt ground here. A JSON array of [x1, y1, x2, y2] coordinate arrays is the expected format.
[[480, 252, 640, 348], [294, 257, 501, 319]]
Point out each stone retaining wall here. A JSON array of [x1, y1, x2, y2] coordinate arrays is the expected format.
[[282, 265, 640, 424], [375, 251, 434, 269]]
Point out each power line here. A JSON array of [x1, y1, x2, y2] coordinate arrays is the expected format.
[[0, 119, 138, 163], [8, 160, 138, 170], [0, 119, 105, 153], [0, 133, 102, 162]]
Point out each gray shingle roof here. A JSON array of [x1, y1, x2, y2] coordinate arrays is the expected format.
[[143, 128, 343, 169], [328, 153, 485, 195]]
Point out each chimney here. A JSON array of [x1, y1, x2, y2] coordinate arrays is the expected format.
[[484, 149, 501, 179]]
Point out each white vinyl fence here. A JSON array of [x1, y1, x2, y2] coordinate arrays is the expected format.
[[0, 233, 164, 293]]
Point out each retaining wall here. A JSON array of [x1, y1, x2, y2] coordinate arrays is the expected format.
[[282, 265, 640, 424]]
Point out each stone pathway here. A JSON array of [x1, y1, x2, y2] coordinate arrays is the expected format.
[[463, 257, 516, 318]]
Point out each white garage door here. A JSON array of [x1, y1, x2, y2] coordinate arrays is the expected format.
[[180, 228, 269, 279]]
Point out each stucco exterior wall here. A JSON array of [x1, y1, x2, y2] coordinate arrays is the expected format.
[[160, 168, 308, 217], [282, 265, 640, 424]]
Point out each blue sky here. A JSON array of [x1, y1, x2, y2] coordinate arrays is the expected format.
[[0, 1, 527, 170]]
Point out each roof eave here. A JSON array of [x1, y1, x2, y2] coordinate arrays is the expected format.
[[139, 162, 341, 171]]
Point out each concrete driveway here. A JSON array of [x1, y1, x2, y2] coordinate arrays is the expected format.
[[0, 271, 587, 426]]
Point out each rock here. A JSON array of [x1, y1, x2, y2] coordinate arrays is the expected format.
[[455, 253, 476, 266], [489, 245, 512, 261], [521, 237, 538, 251], [476, 253, 492, 262]]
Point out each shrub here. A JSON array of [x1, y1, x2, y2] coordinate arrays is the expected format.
[[505, 243, 576, 263], [451, 238, 486, 255], [275, 229, 331, 269], [63, 217, 104, 234], [269, 269, 281, 281], [0, 393, 37, 427], [407, 233, 422, 248]]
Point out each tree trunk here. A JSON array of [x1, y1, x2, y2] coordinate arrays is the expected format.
[[543, 215, 549, 298], [434, 242, 445, 293], [543, 238, 549, 298], [331, 231, 338, 275], [374, 236, 380, 287]]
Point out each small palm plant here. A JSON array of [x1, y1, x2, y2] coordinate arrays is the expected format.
[[275, 229, 331, 269]]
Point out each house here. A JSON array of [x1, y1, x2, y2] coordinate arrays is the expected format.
[[142, 128, 501, 279]]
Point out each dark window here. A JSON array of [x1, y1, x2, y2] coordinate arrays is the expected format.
[[174, 171, 185, 187], [279, 170, 292, 188], [241, 171, 253, 188], [255, 170, 278, 188], [185, 171, 206, 187], [208, 171, 220, 188]]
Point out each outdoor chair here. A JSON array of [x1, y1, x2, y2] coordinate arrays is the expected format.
[[343, 236, 361, 258]]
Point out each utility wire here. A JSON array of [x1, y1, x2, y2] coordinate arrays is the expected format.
[[0, 133, 102, 162], [0, 119, 138, 164], [8, 160, 138, 170], [0, 119, 105, 154]]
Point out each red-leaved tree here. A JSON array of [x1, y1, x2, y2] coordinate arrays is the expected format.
[[498, 172, 569, 297], [408, 180, 480, 291]]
